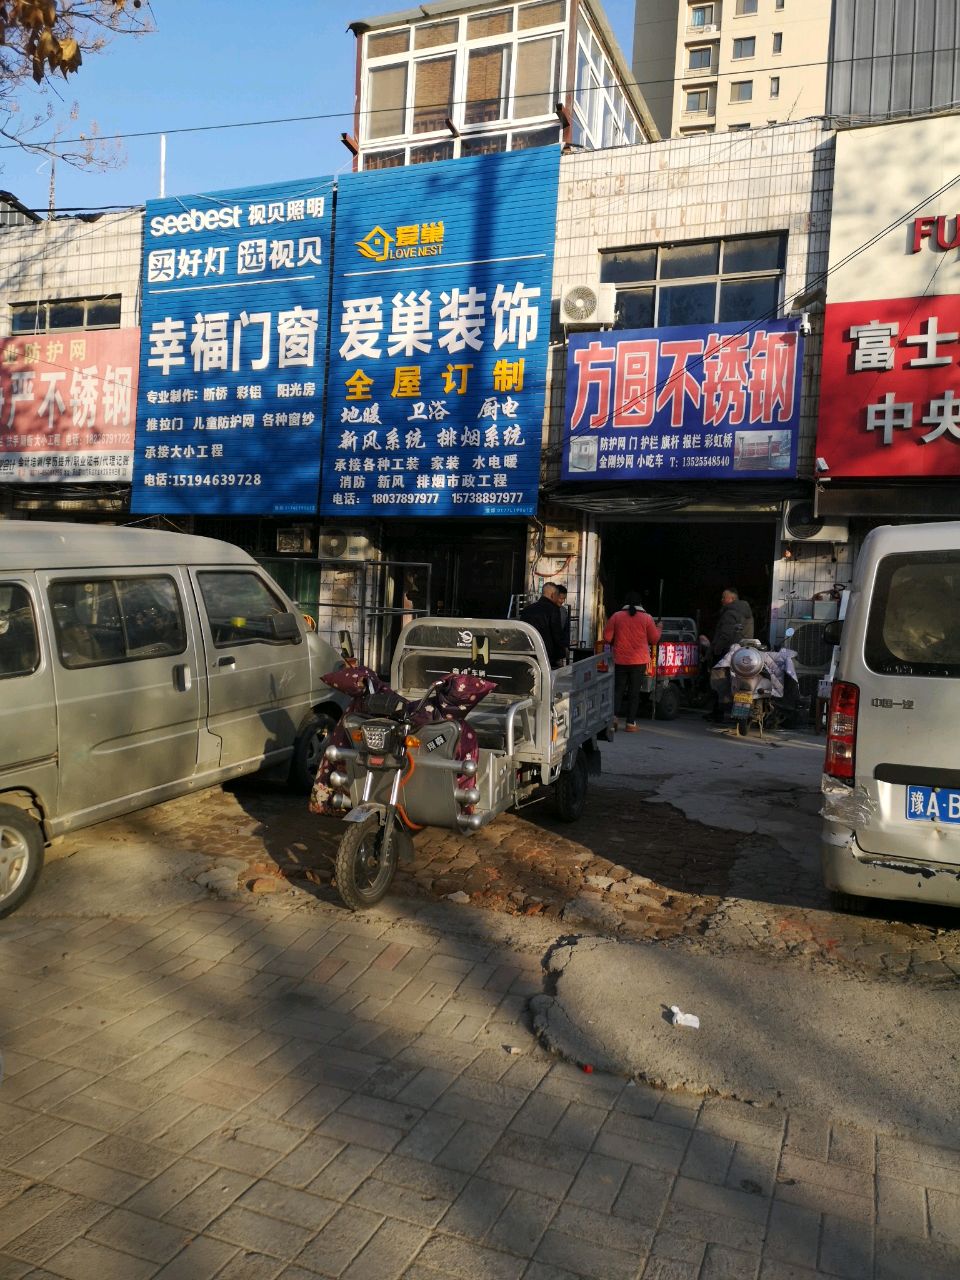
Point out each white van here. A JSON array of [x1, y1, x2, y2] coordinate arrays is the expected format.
[[821, 520, 960, 910], [0, 522, 349, 918]]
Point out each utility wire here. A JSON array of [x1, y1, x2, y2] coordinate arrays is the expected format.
[[2, 41, 958, 153]]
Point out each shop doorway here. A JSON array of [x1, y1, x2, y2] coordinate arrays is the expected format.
[[598, 519, 778, 643], [384, 524, 526, 620]]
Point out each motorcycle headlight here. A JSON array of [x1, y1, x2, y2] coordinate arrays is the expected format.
[[360, 722, 394, 752], [731, 647, 765, 677]]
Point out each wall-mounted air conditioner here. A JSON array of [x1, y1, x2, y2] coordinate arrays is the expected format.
[[317, 528, 373, 560], [559, 282, 617, 327], [781, 499, 849, 544]]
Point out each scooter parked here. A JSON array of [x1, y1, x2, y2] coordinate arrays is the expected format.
[[711, 640, 799, 737]]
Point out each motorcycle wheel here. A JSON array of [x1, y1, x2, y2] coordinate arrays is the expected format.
[[736, 718, 749, 737], [334, 816, 399, 911], [654, 683, 681, 721], [552, 749, 589, 822]]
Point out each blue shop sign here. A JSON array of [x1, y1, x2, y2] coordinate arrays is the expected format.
[[132, 177, 333, 515], [321, 147, 559, 518], [562, 319, 803, 482]]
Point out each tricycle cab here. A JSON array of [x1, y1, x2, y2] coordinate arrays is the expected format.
[[389, 617, 613, 828]]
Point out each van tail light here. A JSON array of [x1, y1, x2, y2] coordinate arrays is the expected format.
[[825, 680, 859, 782]]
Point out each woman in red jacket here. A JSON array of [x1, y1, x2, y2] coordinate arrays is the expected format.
[[603, 592, 662, 732]]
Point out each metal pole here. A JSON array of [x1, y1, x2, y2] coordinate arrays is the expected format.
[[159, 134, 166, 198]]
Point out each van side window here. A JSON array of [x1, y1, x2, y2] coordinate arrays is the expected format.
[[49, 576, 187, 669], [865, 552, 960, 678], [197, 571, 300, 648], [0, 583, 40, 679]]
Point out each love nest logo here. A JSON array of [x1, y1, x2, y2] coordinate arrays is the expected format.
[[355, 220, 445, 263]]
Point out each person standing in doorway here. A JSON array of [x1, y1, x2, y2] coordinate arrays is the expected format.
[[700, 588, 755, 722], [520, 583, 567, 668], [603, 592, 662, 732], [555, 584, 571, 664]]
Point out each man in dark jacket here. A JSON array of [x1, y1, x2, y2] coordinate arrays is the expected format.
[[520, 583, 566, 667], [704, 588, 755, 659], [701, 589, 755, 722]]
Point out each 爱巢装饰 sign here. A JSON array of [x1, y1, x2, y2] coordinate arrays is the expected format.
[[132, 177, 332, 515], [321, 148, 559, 518]]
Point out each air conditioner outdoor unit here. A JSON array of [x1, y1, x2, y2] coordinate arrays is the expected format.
[[276, 527, 313, 554], [781, 499, 849, 544], [559, 281, 616, 327], [784, 618, 833, 673], [317, 528, 373, 560]]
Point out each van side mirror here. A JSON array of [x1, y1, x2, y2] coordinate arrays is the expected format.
[[823, 620, 842, 647], [270, 611, 301, 641]]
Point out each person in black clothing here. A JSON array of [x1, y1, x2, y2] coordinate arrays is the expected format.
[[700, 588, 755, 722], [520, 583, 566, 667]]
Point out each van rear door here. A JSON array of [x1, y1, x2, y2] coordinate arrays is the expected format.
[[189, 567, 311, 771], [855, 549, 960, 864], [42, 568, 204, 830]]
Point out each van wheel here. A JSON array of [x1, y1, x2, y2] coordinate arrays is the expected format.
[[654, 683, 681, 721], [553, 750, 588, 823], [0, 805, 45, 919], [288, 714, 336, 793], [334, 817, 399, 910]]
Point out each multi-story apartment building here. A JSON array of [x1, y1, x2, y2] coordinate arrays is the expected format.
[[633, 0, 831, 137], [346, 0, 658, 171]]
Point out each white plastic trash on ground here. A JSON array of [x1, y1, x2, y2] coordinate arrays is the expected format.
[[670, 1006, 700, 1029]]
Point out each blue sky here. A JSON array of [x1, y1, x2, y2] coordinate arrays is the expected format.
[[0, 1, 638, 214]]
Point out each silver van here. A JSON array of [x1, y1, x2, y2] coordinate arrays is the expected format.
[[0, 522, 348, 917], [821, 520, 960, 910]]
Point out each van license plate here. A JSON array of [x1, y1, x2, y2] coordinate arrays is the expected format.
[[906, 785, 960, 824]]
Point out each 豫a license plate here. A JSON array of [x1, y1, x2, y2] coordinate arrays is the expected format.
[[732, 691, 753, 718], [906, 785, 960, 824]]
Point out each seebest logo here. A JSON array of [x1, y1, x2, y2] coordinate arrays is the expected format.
[[355, 220, 445, 262], [150, 206, 244, 238]]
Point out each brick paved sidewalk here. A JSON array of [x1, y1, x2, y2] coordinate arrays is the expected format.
[[2, 893, 959, 1280]]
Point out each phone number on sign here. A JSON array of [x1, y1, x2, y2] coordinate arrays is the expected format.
[[167, 473, 262, 487], [452, 492, 526, 505]]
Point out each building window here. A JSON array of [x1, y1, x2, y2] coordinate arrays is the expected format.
[[685, 89, 709, 113], [514, 34, 561, 118], [690, 4, 714, 26], [518, 0, 565, 27], [732, 37, 755, 59], [775, 0, 785, 8], [772, 31, 783, 53], [465, 44, 511, 124], [730, 80, 753, 102], [735, 0, 759, 12], [600, 233, 786, 330], [729, 123, 752, 130], [367, 63, 407, 139], [363, 148, 405, 170], [413, 55, 455, 133], [10, 295, 121, 335], [770, 75, 780, 97], [688, 47, 713, 69]]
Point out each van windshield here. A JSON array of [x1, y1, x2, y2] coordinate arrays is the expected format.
[[865, 551, 960, 677]]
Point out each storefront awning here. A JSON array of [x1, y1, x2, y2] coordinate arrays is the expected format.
[[543, 479, 810, 517], [817, 481, 960, 518]]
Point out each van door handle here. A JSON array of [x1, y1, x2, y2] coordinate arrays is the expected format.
[[174, 664, 193, 692], [218, 656, 236, 669]]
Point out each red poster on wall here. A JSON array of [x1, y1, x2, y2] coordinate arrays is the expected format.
[[0, 328, 139, 483], [816, 295, 960, 478]]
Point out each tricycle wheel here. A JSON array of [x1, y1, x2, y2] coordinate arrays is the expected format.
[[736, 718, 749, 737], [0, 804, 45, 919], [334, 816, 399, 911], [654, 683, 681, 721], [552, 749, 588, 823]]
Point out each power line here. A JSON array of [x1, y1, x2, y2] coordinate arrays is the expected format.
[[1, 42, 957, 154]]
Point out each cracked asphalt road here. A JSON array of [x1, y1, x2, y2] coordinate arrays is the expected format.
[[43, 714, 960, 987]]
